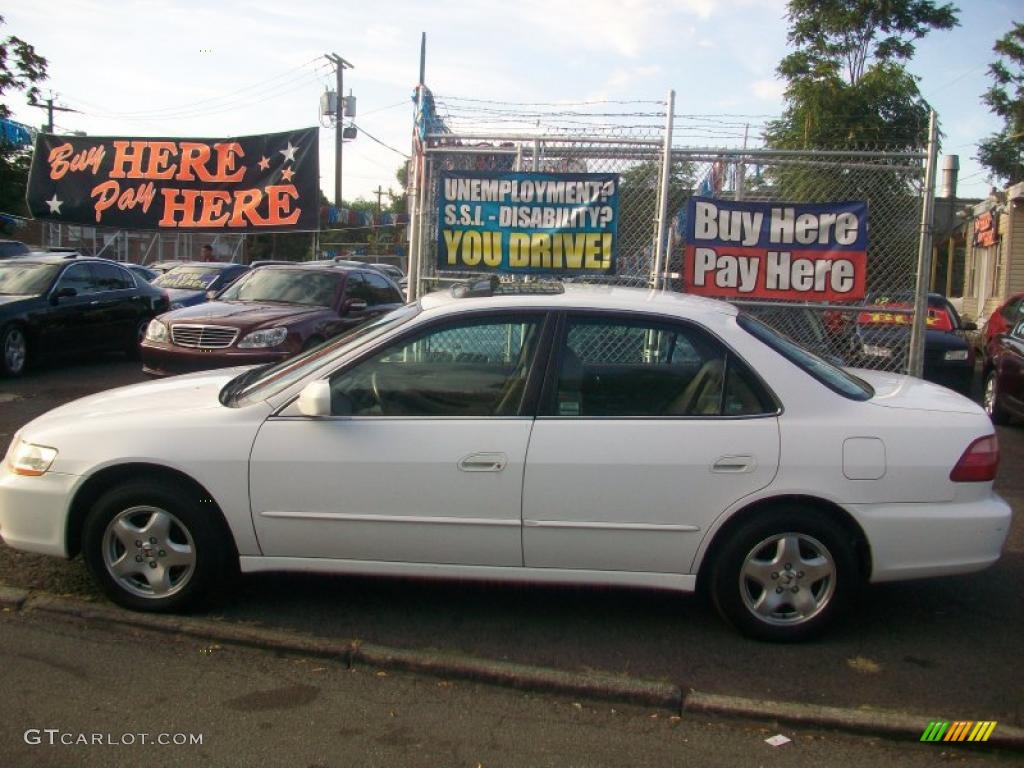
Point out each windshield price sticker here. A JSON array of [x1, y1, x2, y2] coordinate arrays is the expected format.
[[437, 171, 619, 275], [683, 197, 868, 301]]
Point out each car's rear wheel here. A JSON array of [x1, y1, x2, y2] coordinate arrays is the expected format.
[[1, 323, 28, 377], [710, 509, 858, 642], [984, 370, 1009, 425], [82, 480, 231, 612]]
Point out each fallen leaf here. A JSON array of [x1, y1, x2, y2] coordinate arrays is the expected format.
[[846, 656, 882, 674]]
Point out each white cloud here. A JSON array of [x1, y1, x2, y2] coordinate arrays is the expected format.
[[751, 78, 785, 100]]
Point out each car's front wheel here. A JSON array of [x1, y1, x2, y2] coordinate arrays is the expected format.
[[82, 480, 231, 612], [1, 323, 28, 376], [984, 370, 1009, 425], [710, 509, 859, 642]]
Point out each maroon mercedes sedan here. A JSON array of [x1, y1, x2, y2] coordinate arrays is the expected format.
[[141, 264, 403, 376]]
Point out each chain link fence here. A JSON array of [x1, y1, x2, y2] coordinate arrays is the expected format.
[[414, 121, 931, 375]]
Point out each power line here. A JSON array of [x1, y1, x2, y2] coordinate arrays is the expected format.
[[349, 123, 409, 157]]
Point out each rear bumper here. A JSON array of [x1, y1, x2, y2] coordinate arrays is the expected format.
[[851, 494, 1012, 582], [141, 343, 292, 376], [0, 466, 78, 558]]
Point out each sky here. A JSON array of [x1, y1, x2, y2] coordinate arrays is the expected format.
[[4, 0, 1018, 207]]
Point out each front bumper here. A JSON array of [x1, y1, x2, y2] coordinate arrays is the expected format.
[[141, 342, 292, 376], [0, 466, 79, 558], [852, 493, 1012, 582]]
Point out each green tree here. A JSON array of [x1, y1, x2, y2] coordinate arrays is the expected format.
[[977, 22, 1024, 184], [767, 0, 958, 149], [763, 1, 958, 295], [0, 15, 47, 219]]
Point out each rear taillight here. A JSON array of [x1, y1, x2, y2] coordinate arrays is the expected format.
[[950, 435, 1000, 482]]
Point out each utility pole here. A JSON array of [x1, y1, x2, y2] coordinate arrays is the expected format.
[[373, 185, 386, 213], [324, 53, 353, 208], [29, 94, 78, 133]]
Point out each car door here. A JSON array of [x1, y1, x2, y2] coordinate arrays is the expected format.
[[248, 311, 551, 566], [522, 312, 780, 575], [997, 320, 1024, 414], [90, 261, 144, 349], [43, 262, 104, 351], [336, 273, 377, 329]]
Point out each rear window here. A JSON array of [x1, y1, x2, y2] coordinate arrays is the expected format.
[[738, 313, 873, 401]]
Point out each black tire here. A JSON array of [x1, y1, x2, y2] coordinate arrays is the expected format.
[[983, 370, 1009, 425], [1, 323, 28, 377], [81, 479, 232, 612], [710, 508, 859, 642], [125, 316, 152, 359]]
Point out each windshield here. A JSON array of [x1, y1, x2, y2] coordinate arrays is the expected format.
[[226, 303, 422, 405], [738, 313, 873, 401], [217, 268, 341, 306], [153, 266, 225, 291], [0, 262, 61, 295]]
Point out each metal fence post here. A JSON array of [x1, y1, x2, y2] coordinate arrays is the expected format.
[[652, 89, 675, 290], [909, 111, 939, 379]]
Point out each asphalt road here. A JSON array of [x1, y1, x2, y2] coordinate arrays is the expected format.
[[0, 609, 1011, 767], [0, 358, 1022, 729]]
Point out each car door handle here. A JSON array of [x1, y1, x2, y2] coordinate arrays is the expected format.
[[458, 452, 508, 472], [712, 455, 755, 473]]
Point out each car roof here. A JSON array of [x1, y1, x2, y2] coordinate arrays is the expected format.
[[4, 254, 119, 266], [420, 283, 737, 320], [246, 263, 354, 275], [161, 261, 245, 270]]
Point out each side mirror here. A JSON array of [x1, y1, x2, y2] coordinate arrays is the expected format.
[[297, 380, 333, 417], [50, 286, 77, 304], [205, 289, 220, 300], [343, 298, 368, 314]]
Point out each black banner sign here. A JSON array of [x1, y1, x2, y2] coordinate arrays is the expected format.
[[26, 128, 319, 232]]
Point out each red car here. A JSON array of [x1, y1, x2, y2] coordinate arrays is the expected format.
[[984, 314, 1024, 424], [983, 292, 1024, 348], [141, 264, 403, 376]]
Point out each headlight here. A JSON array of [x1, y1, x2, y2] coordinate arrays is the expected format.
[[145, 319, 168, 343], [862, 344, 893, 359], [237, 327, 288, 349], [944, 349, 969, 361], [6, 440, 58, 476]]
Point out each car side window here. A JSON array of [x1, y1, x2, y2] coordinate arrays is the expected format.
[[549, 316, 774, 418], [91, 262, 131, 291], [365, 272, 401, 304], [54, 263, 99, 296], [329, 316, 545, 417], [345, 273, 373, 304]]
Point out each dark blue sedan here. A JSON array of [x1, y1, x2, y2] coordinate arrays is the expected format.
[[152, 262, 249, 309]]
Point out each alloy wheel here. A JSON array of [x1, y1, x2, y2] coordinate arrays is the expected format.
[[738, 532, 836, 626], [102, 505, 196, 598]]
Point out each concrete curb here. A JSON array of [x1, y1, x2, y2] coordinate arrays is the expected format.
[[15, 591, 1024, 751]]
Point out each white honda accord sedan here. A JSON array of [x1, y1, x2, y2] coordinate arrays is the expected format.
[[0, 282, 1011, 641]]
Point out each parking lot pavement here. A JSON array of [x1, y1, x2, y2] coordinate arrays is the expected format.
[[0, 361, 1022, 729], [0, 609, 1013, 768]]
